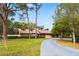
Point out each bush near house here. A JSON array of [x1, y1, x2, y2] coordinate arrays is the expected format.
[[75, 37, 79, 42]]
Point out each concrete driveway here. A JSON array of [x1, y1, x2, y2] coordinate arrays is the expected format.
[[40, 38, 79, 56]]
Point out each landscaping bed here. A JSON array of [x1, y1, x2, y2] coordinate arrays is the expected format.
[[57, 40, 79, 49]]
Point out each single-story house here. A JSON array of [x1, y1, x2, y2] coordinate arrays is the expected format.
[[14, 28, 52, 38]]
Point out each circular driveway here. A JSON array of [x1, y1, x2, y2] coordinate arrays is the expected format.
[[40, 38, 79, 56]]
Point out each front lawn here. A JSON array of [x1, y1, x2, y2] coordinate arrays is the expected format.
[[57, 40, 79, 49], [0, 38, 44, 56]]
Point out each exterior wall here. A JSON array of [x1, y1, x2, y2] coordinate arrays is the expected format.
[[45, 35, 52, 38]]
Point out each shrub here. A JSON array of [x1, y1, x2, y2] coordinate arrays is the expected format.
[[75, 37, 79, 42]]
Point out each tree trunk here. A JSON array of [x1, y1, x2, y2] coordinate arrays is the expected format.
[[72, 10, 76, 44], [60, 32, 63, 40], [3, 21, 8, 41], [35, 5, 37, 39], [72, 28, 75, 44], [26, 12, 30, 39], [2, 3, 8, 41]]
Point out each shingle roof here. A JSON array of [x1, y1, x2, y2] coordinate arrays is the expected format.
[[17, 28, 51, 34]]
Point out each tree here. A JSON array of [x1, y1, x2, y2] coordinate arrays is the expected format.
[[52, 16, 72, 39], [0, 3, 29, 41], [17, 3, 31, 39], [18, 4, 36, 39], [13, 21, 37, 29], [0, 19, 2, 35], [55, 3, 79, 44], [0, 19, 15, 35], [33, 3, 41, 39], [8, 19, 15, 34]]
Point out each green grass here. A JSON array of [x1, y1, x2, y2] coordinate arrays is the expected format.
[[0, 38, 44, 56]]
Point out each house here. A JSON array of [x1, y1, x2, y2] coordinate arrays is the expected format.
[[14, 28, 52, 38]]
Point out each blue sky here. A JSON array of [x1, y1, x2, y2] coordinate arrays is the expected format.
[[14, 3, 59, 30]]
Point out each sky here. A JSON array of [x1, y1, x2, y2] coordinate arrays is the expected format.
[[14, 3, 59, 30]]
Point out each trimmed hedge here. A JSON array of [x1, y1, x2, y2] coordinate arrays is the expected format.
[[7, 35, 45, 39], [0, 34, 45, 39]]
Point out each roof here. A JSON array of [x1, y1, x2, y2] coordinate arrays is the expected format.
[[16, 28, 52, 34]]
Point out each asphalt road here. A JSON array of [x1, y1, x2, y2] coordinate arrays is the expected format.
[[40, 38, 79, 56]]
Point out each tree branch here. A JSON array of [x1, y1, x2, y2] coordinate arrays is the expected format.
[[0, 14, 4, 21], [7, 3, 12, 9]]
